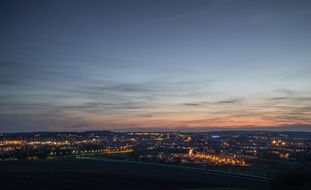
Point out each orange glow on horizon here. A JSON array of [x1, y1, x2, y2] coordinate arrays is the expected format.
[[59, 111, 311, 130]]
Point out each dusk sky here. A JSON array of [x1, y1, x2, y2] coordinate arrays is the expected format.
[[1, 0, 311, 132]]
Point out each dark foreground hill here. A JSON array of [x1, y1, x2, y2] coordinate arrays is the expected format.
[[0, 159, 271, 190]]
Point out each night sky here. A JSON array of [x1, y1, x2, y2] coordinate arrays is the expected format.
[[1, 0, 311, 132]]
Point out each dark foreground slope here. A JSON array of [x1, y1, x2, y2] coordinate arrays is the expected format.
[[0, 159, 271, 190]]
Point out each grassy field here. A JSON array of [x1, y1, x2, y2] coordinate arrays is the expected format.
[[0, 159, 272, 190], [0, 171, 208, 190], [186, 188, 246, 190]]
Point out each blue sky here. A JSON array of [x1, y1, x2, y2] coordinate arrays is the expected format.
[[0, 0, 311, 132]]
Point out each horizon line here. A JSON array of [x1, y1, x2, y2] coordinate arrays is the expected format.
[[1, 126, 311, 134]]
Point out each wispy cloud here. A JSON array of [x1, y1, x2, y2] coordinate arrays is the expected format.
[[215, 98, 243, 104], [180, 103, 201, 106]]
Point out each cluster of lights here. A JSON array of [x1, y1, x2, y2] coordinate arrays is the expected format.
[[0, 140, 23, 145], [271, 139, 286, 146], [102, 147, 134, 154], [272, 150, 290, 159], [189, 149, 246, 166]]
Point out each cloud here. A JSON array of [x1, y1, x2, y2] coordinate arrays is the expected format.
[[136, 114, 153, 117], [273, 89, 296, 96], [215, 98, 243, 104], [181, 103, 201, 106], [95, 84, 151, 93], [269, 97, 288, 100]]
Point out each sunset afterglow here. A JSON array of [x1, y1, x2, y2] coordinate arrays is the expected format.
[[1, 0, 311, 132]]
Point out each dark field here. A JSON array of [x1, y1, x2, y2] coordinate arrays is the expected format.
[[0, 172, 207, 190], [0, 159, 271, 190]]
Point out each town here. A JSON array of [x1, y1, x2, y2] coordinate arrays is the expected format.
[[1, 131, 310, 177]]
